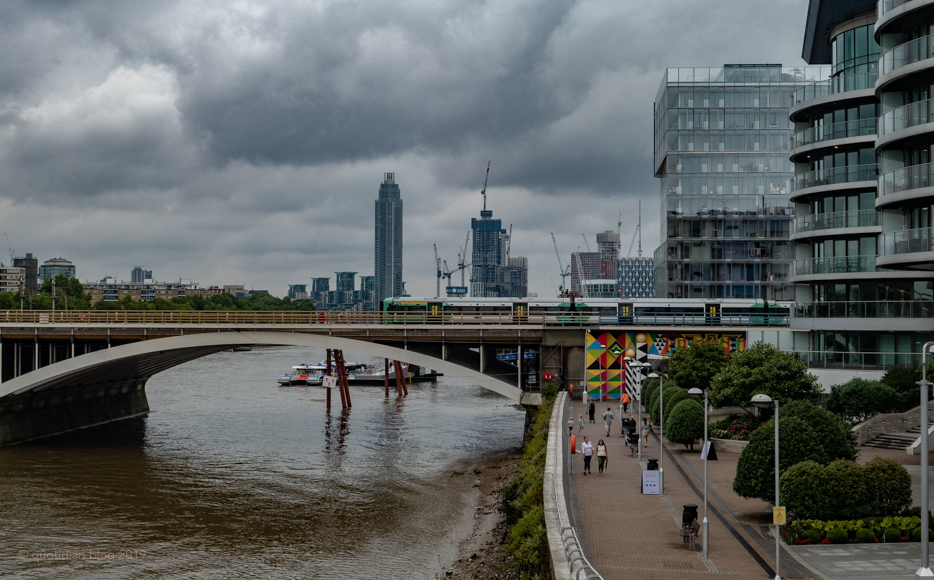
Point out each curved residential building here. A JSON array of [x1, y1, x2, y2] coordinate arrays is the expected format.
[[793, 0, 934, 366]]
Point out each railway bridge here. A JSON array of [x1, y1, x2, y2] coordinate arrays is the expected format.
[[0, 309, 793, 445]]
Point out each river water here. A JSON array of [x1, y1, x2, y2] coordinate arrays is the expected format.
[[0, 346, 527, 579]]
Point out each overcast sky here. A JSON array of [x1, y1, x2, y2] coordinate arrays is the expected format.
[[0, 0, 813, 299]]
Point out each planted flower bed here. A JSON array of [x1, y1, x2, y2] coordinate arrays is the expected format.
[[783, 516, 933, 545]]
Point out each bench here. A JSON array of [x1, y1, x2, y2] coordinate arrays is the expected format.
[[680, 518, 701, 550]]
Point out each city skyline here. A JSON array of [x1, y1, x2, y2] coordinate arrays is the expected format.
[[0, 1, 813, 298]]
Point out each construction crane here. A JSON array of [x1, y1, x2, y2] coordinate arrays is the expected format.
[[457, 230, 471, 287], [615, 198, 623, 252], [550, 233, 570, 292], [480, 161, 491, 212], [441, 260, 455, 289], [433, 243, 442, 298], [581, 233, 592, 253], [574, 251, 588, 298], [626, 200, 643, 258], [3, 233, 12, 267]]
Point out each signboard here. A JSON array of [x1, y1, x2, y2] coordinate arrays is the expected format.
[[773, 507, 786, 525], [322, 376, 337, 389], [701, 440, 718, 460], [642, 470, 660, 495]]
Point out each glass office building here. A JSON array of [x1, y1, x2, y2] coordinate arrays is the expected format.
[[374, 172, 403, 302], [653, 65, 824, 300]]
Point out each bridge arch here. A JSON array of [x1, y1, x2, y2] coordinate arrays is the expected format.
[[0, 330, 522, 401]]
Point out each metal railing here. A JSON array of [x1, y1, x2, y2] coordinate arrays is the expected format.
[[791, 118, 876, 149], [879, 0, 914, 18], [879, 97, 934, 137], [793, 209, 878, 234], [881, 34, 934, 76], [554, 392, 603, 580], [880, 162, 934, 197], [796, 349, 930, 369], [791, 71, 877, 107], [795, 300, 934, 319], [789, 164, 878, 195], [0, 310, 791, 328], [881, 226, 934, 256], [794, 255, 879, 276]]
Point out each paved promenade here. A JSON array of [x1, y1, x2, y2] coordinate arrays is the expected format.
[[565, 397, 930, 580]]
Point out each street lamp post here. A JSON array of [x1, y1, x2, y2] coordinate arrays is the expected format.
[[625, 357, 651, 460], [688, 387, 709, 558], [649, 372, 664, 494], [918, 341, 934, 578], [752, 393, 780, 580]]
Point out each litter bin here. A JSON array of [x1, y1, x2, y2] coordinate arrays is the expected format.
[[646, 457, 659, 471], [682, 503, 698, 526]]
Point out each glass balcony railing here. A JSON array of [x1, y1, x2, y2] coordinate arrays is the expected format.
[[880, 34, 934, 76], [796, 300, 934, 319], [791, 118, 877, 149], [794, 255, 879, 276], [793, 209, 879, 234], [880, 162, 934, 197], [879, 98, 934, 137], [791, 71, 878, 107], [881, 227, 934, 256], [789, 164, 879, 195], [879, 0, 915, 18]]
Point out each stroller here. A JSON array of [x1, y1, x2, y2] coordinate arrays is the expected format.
[[622, 418, 639, 456]]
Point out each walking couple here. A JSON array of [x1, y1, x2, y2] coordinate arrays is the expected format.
[[580, 436, 609, 475]]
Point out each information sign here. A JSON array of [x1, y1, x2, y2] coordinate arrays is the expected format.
[[322, 376, 337, 388], [642, 470, 660, 495], [773, 507, 786, 525]]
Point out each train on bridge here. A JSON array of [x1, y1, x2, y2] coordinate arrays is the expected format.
[[381, 297, 790, 327]]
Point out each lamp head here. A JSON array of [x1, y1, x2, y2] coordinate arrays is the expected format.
[[750, 393, 773, 409], [648, 372, 659, 379], [688, 387, 703, 399]]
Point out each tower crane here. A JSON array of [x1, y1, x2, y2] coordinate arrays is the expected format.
[[615, 198, 623, 253], [581, 233, 592, 253], [457, 230, 471, 287], [433, 243, 442, 298], [480, 161, 490, 212], [505, 224, 513, 262], [550, 233, 570, 292], [626, 200, 643, 258]]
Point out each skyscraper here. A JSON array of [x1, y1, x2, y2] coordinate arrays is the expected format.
[[13, 253, 37, 293], [374, 172, 403, 302], [470, 209, 508, 297], [653, 64, 821, 300]]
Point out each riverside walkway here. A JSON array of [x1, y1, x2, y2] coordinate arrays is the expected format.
[[563, 395, 929, 580]]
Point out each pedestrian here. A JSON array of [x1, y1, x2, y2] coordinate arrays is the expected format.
[[602, 407, 614, 437], [642, 416, 652, 446], [596, 439, 608, 475], [581, 436, 594, 475], [568, 417, 575, 437], [621, 391, 630, 414], [578, 414, 585, 433], [588, 400, 596, 423]]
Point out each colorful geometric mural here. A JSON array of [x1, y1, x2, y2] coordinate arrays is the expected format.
[[584, 330, 746, 401]]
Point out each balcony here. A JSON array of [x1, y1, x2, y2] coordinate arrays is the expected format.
[[794, 255, 880, 277], [796, 300, 934, 319], [788, 164, 878, 198], [878, 0, 914, 18], [790, 118, 877, 150], [878, 97, 934, 144], [792, 209, 879, 235], [879, 34, 934, 83], [790, 71, 877, 109], [879, 162, 934, 204], [881, 227, 934, 257]]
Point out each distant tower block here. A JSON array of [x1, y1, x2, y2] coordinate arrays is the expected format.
[[375, 173, 403, 302]]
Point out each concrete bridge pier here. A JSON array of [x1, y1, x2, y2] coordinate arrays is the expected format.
[[0, 381, 150, 446]]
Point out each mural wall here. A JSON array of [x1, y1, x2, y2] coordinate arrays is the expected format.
[[584, 330, 746, 401]]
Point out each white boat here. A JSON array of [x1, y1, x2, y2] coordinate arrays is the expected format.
[[276, 360, 369, 386]]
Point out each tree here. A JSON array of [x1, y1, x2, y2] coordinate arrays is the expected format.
[[782, 399, 856, 461], [779, 461, 832, 520], [710, 342, 820, 409], [733, 416, 827, 503], [666, 399, 705, 450], [667, 338, 730, 392], [862, 457, 912, 516], [651, 385, 683, 425], [825, 378, 901, 423], [662, 389, 688, 426]]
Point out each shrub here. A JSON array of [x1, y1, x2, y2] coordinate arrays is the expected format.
[[667, 338, 729, 392], [781, 461, 833, 520], [863, 457, 912, 517], [641, 380, 660, 410], [856, 528, 876, 543], [825, 378, 901, 423], [662, 389, 688, 426], [826, 528, 848, 544], [710, 414, 761, 440], [710, 342, 821, 408], [824, 460, 867, 520], [734, 416, 827, 503], [666, 399, 706, 450], [912, 527, 923, 542], [651, 385, 682, 425], [782, 400, 856, 462], [884, 527, 902, 542]]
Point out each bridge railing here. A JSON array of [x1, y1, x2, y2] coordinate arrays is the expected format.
[[0, 310, 789, 327]]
